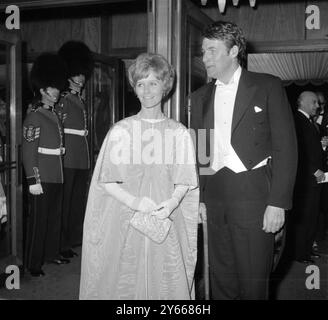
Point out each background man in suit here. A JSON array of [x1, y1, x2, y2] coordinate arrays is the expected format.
[[289, 91, 325, 263], [316, 92, 328, 136], [314, 92, 328, 243], [190, 21, 297, 299]]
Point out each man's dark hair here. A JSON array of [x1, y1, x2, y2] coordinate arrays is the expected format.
[[203, 21, 247, 67]]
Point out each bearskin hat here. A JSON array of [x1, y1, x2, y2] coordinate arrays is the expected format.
[[58, 41, 94, 80], [30, 52, 68, 93]]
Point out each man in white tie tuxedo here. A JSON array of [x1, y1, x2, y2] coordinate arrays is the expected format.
[[190, 21, 298, 299]]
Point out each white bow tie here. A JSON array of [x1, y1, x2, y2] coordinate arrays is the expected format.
[[215, 79, 236, 87]]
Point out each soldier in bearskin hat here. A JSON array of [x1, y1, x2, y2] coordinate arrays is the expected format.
[[56, 41, 94, 258], [22, 53, 70, 277]]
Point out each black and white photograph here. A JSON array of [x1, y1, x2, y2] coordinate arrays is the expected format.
[[0, 0, 327, 306]]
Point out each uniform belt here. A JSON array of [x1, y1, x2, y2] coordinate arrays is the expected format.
[[38, 147, 65, 155], [64, 128, 88, 136]]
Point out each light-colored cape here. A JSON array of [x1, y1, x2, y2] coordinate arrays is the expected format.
[[79, 114, 199, 300]]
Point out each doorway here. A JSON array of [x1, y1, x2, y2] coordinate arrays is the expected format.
[[248, 51, 328, 111], [0, 28, 23, 270], [284, 82, 328, 113]]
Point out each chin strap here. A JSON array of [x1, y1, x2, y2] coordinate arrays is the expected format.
[[69, 78, 83, 94]]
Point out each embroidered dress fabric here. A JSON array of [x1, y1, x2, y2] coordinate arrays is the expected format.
[[79, 113, 199, 300]]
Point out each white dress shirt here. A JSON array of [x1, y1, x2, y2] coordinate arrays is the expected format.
[[297, 109, 310, 120], [212, 66, 270, 173]]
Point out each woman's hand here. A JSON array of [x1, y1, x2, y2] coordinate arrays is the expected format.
[[151, 198, 179, 220]]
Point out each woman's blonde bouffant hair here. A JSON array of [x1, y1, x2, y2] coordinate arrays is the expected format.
[[128, 53, 175, 96]]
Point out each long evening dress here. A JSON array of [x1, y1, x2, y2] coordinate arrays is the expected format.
[[79, 113, 199, 300]]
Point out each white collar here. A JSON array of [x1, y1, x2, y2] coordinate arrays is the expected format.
[[298, 109, 310, 119], [215, 65, 242, 87]]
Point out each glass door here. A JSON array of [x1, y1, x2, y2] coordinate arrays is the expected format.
[[177, 0, 213, 126], [0, 27, 22, 268], [177, 0, 213, 299], [85, 55, 125, 171]]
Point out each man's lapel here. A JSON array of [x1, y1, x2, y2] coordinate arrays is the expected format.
[[202, 81, 216, 129], [231, 69, 257, 135], [202, 81, 216, 162]]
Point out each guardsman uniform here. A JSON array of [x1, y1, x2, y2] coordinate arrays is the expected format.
[[22, 53, 69, 277], [23, 103, 66, 274], [23, 102, 65, 186], [57, 41, 94, 257], [58, 91, 89, 170], [57, 90, 90, 253]]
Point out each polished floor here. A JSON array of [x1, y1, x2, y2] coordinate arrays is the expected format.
[[0, 234, 327, 300]]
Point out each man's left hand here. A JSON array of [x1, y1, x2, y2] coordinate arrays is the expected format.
[[262, 205, 285, 233]]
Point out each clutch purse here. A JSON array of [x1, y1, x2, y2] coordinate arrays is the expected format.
[[130, 212, 172, 244]]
